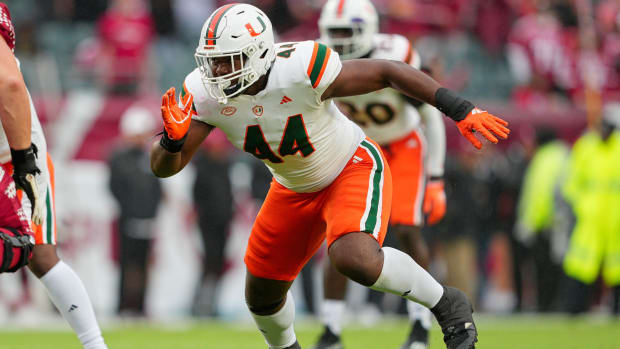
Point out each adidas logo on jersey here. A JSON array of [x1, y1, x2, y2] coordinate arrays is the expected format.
[[280, 96, 292, 104], [68, 304, 79, 312], [352, 155, 363, 164]]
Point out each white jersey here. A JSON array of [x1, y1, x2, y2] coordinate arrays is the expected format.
[[335, 33, 422, 145], [185, 41, 365, 193]]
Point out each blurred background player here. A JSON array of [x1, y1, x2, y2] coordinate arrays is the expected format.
[[312, 1, 446, 348], [0, 3, 107, 348], [108, 104, 161, 318]]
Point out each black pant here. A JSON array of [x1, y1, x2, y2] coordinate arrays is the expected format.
[[118, 219, 154, 315], [196, 211, 230, 277]]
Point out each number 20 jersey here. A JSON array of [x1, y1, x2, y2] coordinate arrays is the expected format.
[[184, 40, 365, 193], [335, 33, 422, 145]]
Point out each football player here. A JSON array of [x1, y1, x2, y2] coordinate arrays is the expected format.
[[151, 4, 509, 349], [312, 1, 447, 348], [0, 3, 108, 348]]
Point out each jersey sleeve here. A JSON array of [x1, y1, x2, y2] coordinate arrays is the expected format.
[[181, 69, 215, 124], [0, 3, 15, 51], [301, 41, 342, 99]]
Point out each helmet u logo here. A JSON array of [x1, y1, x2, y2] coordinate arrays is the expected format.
[[245, 16, 267, 37]]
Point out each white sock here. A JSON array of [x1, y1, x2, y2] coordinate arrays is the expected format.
[[407, 301, 432, 330], [320, 299, 345, 335], [250, 291, 297, 349], [370, 247, 443, 308], [40, 261, 107, 349]]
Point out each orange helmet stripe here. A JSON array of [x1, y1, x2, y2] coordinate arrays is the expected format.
[[337, 0, 346, 17], [206, 3, 236, 45]]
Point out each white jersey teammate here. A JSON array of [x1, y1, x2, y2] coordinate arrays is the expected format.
[[313, 1, 448, 348]]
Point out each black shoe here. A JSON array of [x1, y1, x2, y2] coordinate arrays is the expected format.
[[310, 326, 343, 349], [431, 287, 478, 349], [400, 320, 429, 349]]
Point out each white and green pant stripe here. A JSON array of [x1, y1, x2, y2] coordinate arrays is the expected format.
[[359, 140, 386, 239]]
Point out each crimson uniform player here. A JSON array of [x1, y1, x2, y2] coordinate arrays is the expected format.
[[0, 3, 107, 348]]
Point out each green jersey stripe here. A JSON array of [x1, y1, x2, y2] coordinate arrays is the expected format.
[[361, 140, 384, 234], [45, 187, 52, 244], [308, 43, 329, 87]]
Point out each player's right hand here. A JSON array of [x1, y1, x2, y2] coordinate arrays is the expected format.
[[10, 145, 44, 226], [161, 87, 193, 141], [456, 108, 510, 149]]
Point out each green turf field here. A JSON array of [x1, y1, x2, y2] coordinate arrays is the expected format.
[[1, 315, 619, 349]]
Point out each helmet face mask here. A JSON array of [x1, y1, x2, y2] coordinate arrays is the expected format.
[[324, 26, 362, 58], [195, 4, 275, 104], [195, 45, 257, 100], [319, 0, 379, 60]]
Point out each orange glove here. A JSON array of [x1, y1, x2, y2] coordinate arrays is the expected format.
[[161, 87, 193, 141], [423, 179, 446, 225], [456, 108, 510, 149]]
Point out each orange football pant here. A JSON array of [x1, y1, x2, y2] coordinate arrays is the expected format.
[[381, 129, 425, 227], [245, 138, 392, 281]]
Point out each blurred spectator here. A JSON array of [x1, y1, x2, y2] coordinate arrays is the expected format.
[[149, 0, 177, 37], [95, 0, 156, 95], [597, 0, 620, 98], [512, 127, 569, 312], [561, 103, 620, 315], [191, 131, 234, 317], [506, 2, 577, 110], [376, 0, 467, 39], [473, 0, 516, 55], [108, 105, 161, 317]]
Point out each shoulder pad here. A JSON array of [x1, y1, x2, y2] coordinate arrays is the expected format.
[[372, 33, 415, 65]]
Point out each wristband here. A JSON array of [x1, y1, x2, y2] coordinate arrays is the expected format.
[[434, 88, 475, 122], [10, 144, 39, 172], [159, 130, 187, 153]]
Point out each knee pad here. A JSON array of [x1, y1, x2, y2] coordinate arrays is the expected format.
[[0, 227, 35, 273]]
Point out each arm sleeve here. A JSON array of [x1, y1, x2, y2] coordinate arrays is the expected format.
[[0, 3, 15, 51], [418, 103, 446, 177], [303, 41, 342, 102]]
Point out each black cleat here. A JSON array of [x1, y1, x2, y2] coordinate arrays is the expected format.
[[400, 320, 429, 349], [310, 326, 343, 349], [431, 287, 478, 349]]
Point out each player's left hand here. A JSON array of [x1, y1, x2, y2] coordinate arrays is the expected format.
[[456, 108, 510, 149], [10, 145, 44, 226], [423, 179, 446, 225]]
